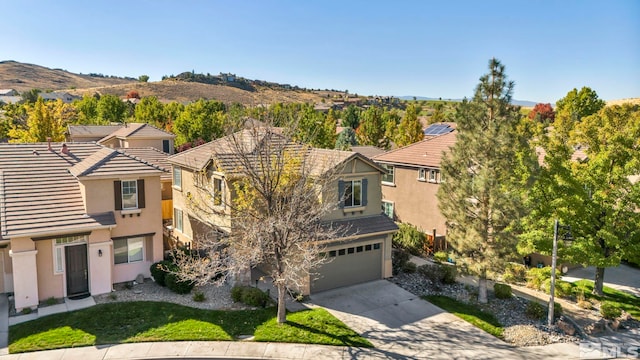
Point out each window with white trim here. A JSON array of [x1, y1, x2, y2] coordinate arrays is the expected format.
[[382, 200, 394, 219], [429, 169, 437, 183], [381, 164, 394, 184], [212, 177, 224, 206], [121, 180, 138, 209], [418, 168, 427, 181], [173, 166, 182, 189], [53, 235, 86, 274], [114, 237, 144, 264], [174, 208, 183, 232]]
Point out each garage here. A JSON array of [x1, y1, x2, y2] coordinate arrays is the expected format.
[[311, 242, 383, 293]]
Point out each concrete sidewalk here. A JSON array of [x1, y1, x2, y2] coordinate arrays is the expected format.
[[8, 296, 96, 326]]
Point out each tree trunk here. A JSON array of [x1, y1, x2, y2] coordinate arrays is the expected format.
[[593, 267, 605, 296], [276, 282, 287, 324], [478, 275, 488, 304]]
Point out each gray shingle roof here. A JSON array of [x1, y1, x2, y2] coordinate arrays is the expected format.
[[324, 214, 398, 239]]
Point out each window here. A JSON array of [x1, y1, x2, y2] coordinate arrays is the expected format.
[[381, 164, 395, 184], [121, 180, 138, 209], [418, 168, 427, 181], [429, 169, 437, 183], [373, 243, 381, 250], [329, 250, 337, 257], [212, 178, 224, 206], [114, 237, 144, 264], [365, 244, 372, 251], [173, 166, 182, 189], [115, 180, 145, 210], [347, 247, 355, 254], [382, 201, 394, 219], [356, 246, 363, 253], [440, 171, 445, 183], [338, 249, 346, 256], [339, 178, 368, 209], [174, 208, 183, 232], [162, 139, 171, 153]]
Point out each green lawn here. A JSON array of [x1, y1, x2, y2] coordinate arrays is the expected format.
[[424, 295, 504, 338], [8, 301, 371, 354], [573, 279, 640, 319]]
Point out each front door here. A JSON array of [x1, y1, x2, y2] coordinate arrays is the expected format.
[[65, 244, 89, 297]]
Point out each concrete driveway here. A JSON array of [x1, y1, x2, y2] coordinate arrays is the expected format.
[[308, 280, 578, 359], [564, 264, 640, 297]]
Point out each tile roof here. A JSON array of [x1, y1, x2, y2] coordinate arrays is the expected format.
[[0, 142, 165, 240], [351, 146, 386, 159], [0, 143, 116, 239], [98, 123, 175, 143], [373, 132, 457, 168], [67, 125, 123, 138], [68, 148, 166, 179], [535, 146, 588, 166], [324, 214, 399, 239], [120, 147, 172, 181]]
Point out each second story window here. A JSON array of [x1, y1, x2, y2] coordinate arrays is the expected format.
[[173, 166, 182, 189], [418, 168, 427, 181], [429, 169, 437, 183], [381, 164, 394, 184], [122, 180, 138, 209], [339, 179, 368, 208], [212, 178, 224, 206]]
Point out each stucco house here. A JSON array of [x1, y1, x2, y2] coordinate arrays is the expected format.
[[167, 129, 398, 294], [67, 123, 176, 155], [373, 130, 456, 250], [0, 142, 167, 311]]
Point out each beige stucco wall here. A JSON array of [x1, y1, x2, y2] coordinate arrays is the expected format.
[[35, 240, 63, 300], [380, 165, 447, 235], [88, 229, 114, 295], [124, 138, 174, 154]]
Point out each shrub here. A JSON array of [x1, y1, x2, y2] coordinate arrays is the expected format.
[[165, 273, 194, 294], [600, 301, 622, 319], [433, 251, 448, 263], [392, 249, 411, 275], [403, 261, 417, 274], [525, 301, 546, 319], [502, 263, 527, 284], [392, 223, 426, 256], [418, 263, 457, 284], [150, 260, 175, 287], [553, 302, 563, 318], [494, 283, 512, 299], [526, 266, 561, 290], [192, 291, 206, 302], [21, 307, 33, 315], [231, 286, 271, 307], [45, 297, 58, 306], [541, 279, 575, 298], [578, 300, 592, 309]]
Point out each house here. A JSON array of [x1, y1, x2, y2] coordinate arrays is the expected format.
[[373, 131, 456, 250], [167, 130, 398, 294], [40, 92, 80, 103], [0, 142, 167, 311], [67, 123, 176, 154], [0, 89, 19, 96]]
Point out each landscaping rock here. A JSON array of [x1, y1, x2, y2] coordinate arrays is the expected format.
[[585, 319, 607, 335], [135, 274, 145, 284], [557, 319, 576, 336]]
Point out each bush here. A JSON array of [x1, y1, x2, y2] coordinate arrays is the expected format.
[[494, 283, 512, 299], [165, 273, 194, 294], [600, 301, 622, 319], [541, 279, 575, 298], [526, 266, 561, 290], [418, 263, 457, 284], [502, 263, 527, 284], [525, 301, 546, 320], [578, 300, 592, 310], [231, 286, 271, 308], [392, 249, 411, 275], [403, 261, 417, 274], [433, 251, 448, 263], [192, 291, 206, 302], [150, 260, 175, 287], [553, 302, 563, 318], [392, 223, 426, 256]]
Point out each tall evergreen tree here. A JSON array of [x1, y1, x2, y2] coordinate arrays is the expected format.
[[437, 59, 536, 303]]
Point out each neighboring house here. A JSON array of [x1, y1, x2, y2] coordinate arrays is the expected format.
[[0, 142, 167, 311], [67, 125, 125, 143], [40, 92, 80, 103], [0, 89, 19, 96], [97, 123, 176, 155], [373, 131, 456, 250], [167, 130, 398, 294]]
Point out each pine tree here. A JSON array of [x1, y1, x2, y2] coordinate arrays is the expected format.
[[437, 59, 536, 303]]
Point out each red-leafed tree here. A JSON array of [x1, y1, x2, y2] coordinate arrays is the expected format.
[[126, 90, 140, 99], [528, 103, 555, 122]]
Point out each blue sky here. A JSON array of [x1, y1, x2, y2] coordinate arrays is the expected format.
[[1, 0, 638, 103]]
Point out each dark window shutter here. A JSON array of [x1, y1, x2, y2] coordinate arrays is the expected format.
[[362, 178, 368, 206], [137, 179, 145, 209], [338, 180, 345, 208], [114, 180, 122, 210]]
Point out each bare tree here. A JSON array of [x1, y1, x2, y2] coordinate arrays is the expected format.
[[172, 120, 346, 323]]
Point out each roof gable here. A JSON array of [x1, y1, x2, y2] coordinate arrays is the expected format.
[[69, 148, 166, 179], [98, 123, 175, 143]]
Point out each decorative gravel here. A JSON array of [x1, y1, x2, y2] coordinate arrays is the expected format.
[[94, 279, 250, 310], [391, 271, 582, 347]]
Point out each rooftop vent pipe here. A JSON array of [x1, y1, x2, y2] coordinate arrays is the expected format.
[[61, 143, 69, 154], [47, 137, 52, 151]]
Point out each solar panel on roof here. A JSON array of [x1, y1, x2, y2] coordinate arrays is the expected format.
[[423, 124, 453, 135]]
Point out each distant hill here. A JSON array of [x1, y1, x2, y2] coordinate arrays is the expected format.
[[0, 60, 136, 92], [399, 95, 537, 107]]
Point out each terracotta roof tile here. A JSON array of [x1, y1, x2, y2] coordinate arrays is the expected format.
[[69, 148, 165, 179], [373, 132, 456, 168], [120, 147, 172, 181]]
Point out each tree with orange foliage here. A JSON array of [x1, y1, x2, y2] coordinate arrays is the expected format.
[[528, 103, 555, 123]]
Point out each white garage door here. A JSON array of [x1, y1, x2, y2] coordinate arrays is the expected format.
[[311, 242, 382, 293]]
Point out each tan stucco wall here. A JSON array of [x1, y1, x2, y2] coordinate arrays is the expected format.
[[380, 165, 447, 235], [88, 229, 114, 295], [124, 138, 174, 154], [35, 240, 63, 300]]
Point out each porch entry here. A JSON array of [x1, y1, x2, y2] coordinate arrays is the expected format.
[[65, 244, 89, 298]]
